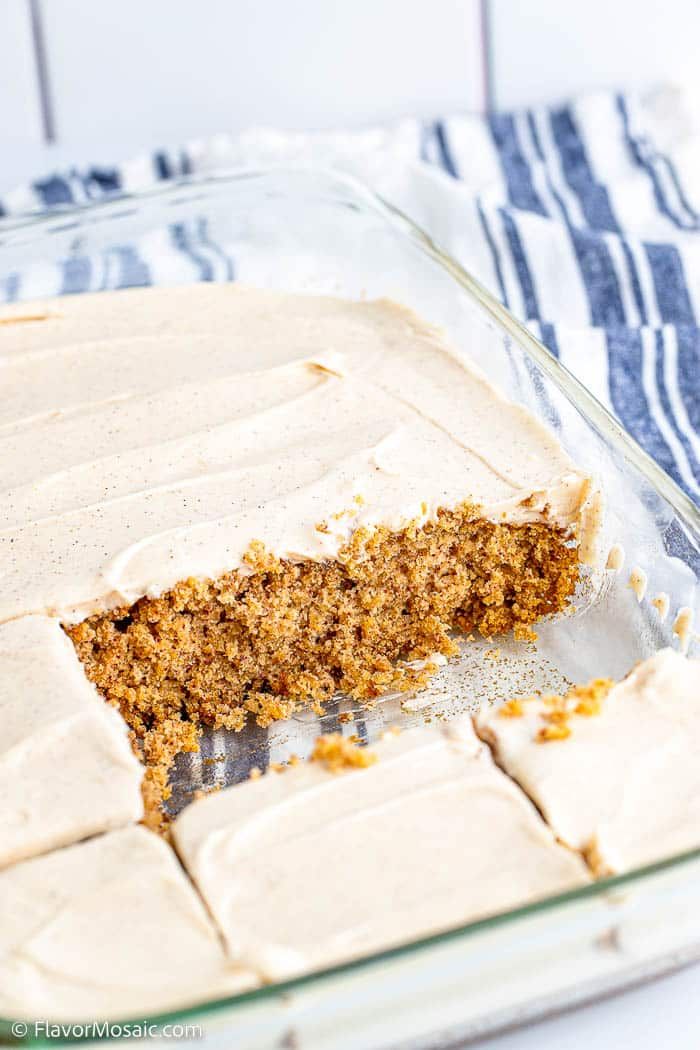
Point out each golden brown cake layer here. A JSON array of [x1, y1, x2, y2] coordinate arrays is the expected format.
[[66, 505, 579, 810]]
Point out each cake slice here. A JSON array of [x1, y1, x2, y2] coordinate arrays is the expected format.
[[476, 649, 700, 875], [0, 285, 594, 801], [0, 616, 143, 868], [172, 719, 589, 981], [0, 826, 256, 1021]]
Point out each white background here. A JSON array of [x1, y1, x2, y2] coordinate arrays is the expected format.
[[5, 0, 700, 191], [3, 0, 700, 1045]]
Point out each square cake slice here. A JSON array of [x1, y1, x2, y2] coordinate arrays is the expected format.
[[476, 649, 700, 874], [0, 826, 257, 1021], [172, 718, 588, 981], [0, 616, 143, 868]]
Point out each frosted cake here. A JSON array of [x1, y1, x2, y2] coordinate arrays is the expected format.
[[476, 649, 700, 874], [0, 826, 255, 1021], [0, 616, 143, 867], [0, 284, 593, 803], [172, 719, 589, 980]]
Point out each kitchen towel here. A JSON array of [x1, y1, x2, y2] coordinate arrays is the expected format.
[[1, 85, 698, 503]]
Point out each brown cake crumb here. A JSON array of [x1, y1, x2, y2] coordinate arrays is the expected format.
[[571, 677, 613, 716], [542, 707, 569, 725], [537, 723, 572, 743], [499, 698, 525, 718], [310, 733, 378, 772], [533, 677, 613, 744], [514, 624, 539, 643], [138, 718, 200, 833], [65, 505, 580, 823]]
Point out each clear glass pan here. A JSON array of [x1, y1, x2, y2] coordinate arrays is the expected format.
[[0, 169, 698, 1049]]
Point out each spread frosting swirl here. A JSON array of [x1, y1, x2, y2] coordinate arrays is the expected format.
[[0, 285, 591, 624]]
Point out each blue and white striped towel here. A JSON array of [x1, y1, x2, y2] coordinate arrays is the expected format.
[[2, 85, 698, 503]]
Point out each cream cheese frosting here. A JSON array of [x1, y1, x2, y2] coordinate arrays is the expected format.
[[0, 826, 257, 1021], [0, 284, 591, 625], [172, 718, 588, 982], [0, 616, 143, 869], [476, 649, 700, 875]]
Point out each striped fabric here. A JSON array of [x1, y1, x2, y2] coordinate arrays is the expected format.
[[1, 86, 698, 502]]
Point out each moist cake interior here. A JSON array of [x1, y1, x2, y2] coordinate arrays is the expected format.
[[67, 507, 579, 823]]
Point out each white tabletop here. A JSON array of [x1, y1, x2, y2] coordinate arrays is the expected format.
[[473, 961, 700, 1049]]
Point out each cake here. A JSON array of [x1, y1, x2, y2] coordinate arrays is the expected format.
[[172, 719, 589, 981], [0, 616, 143, 868], [0, 826, 255, 1021], [0, 284, 593, 809], [476, 649, 700, 875]]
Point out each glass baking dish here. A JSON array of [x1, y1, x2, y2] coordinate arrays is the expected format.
[[0, 168, 698, 1050]]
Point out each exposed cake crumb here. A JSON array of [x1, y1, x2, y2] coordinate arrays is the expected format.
[[541, 706, 569, 726], [514, 624, 539, 643], [310, 733, 378, 772], [139, 718, 200, 833], [536, 723, 572, 742], [532, 678, 613, 743], [499, 698, 525, 719], [66, 508, 579, 824], [572, 678, 613, 716]]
